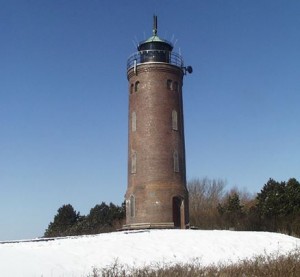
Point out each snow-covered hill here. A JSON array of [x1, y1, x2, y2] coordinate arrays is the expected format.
[[0, 229, 299, 277]]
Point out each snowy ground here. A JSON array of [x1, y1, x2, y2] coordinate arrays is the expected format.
[[0, 229, 300, 277]]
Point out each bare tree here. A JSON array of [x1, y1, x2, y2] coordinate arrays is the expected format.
[[188, 177, 226, 229]]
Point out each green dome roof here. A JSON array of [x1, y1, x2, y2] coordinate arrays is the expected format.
[[143, 35, 168, 43], [138, 34, 173, 51]]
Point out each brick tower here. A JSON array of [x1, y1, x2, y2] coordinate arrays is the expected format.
[[124, 16, 192, 229]]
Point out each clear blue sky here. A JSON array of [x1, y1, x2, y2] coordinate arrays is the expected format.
[[1, 0, 299, 240]]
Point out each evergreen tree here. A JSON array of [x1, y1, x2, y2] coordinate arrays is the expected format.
[[218, 193, 244, 230], [44, 201, 125, 237], [283, 178, 300, 235], [255, 179, 285, 231], [284, 178, 300, 215], [256, 179, 286, 217], [255, 178, 300, 235], [44, 204, 79, 237], [84, 202, 125, 234]]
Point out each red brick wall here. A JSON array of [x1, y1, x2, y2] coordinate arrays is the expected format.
[[125, 63, 189, 227]]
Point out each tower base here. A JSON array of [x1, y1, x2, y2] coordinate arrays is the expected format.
[[122, 222, 174, 230], [122, 222, 190, 230]]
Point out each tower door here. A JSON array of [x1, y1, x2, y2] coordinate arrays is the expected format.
[[172, 196, 183, 228]]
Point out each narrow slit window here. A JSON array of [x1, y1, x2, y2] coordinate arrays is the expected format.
[[130, 195, 135, 217], [173, 82, 178, 92], [131, 151, 137, 174], [135, 81, 140, 92], [130, 84, 134, 94], [132, 111, 136, 132], [167, 79, 172, 90], [172, 110, 178, 131], [173, 151, 179, 172]]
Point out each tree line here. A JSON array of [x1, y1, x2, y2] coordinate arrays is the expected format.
[[44, 177, 300, 237], [44, 202, 125, 237], [189, 177, 300, 236]]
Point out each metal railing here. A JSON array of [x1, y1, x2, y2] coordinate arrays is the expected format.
[[127, 50, 184, 70]]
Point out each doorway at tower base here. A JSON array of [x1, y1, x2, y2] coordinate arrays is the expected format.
[[122, 222, 190, 230]]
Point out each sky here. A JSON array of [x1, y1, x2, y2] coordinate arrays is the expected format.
[[0, 0, 299, 240]]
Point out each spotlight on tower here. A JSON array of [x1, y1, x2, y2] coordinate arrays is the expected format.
[[183, 65, 193, 75]]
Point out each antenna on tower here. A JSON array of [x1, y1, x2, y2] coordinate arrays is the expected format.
[[153, 15, 158, 36], [171, 34, 175, 43], [132, 40, 137, 48], [174, 39, 178, 47]]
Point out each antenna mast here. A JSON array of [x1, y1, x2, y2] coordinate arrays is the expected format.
[[153, 15, 158, 36]]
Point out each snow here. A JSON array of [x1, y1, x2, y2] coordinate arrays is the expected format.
[[0, 229, 299, 277]]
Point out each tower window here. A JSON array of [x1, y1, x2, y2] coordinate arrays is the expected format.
[[130, 84, 134, 94], [135, 81, 140, 92], [132, 111, 136, 132], [167, 79, 172, 90], [173, 82, 178, 92], [173, 151, 179, 172], [130, 195, 135, 217], [172, 110, 178, 131], [131, 151, 137, 174]]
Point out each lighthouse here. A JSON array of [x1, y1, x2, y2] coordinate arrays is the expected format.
[[124, 16, 192, 229]]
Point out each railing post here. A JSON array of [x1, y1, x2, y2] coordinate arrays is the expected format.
[[127, 51, 183, 70]]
